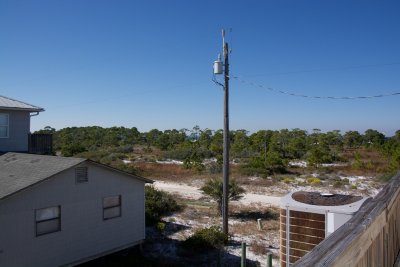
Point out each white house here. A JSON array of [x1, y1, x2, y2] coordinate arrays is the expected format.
[[0, 152, 153, 267], [0, 95, 44, 152]]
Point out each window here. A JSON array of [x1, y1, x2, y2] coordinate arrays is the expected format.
[[35, 206, 61, 236], [103, 195, 121, 220], [75, 167, 88, 183], [0, 113, 9, 138]]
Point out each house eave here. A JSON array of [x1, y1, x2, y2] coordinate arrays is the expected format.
[[0, 107, 45, 112]]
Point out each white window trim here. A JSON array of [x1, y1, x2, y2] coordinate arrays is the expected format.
[[0, 113, 9, 138], [103, 195, 122, 220], [35, 206, 61, 237]]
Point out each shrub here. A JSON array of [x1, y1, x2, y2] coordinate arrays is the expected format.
[[163, 147, 192, 160], [282, 177, 293, 184], [307, 177, 321, 185], [333, 180, 342, 187], [156, 222, 166, 235], [249, 241, 270, 256], [352, 160, 364, 170], [181, 226, 228, 250], [145, 186, 179, 225], [113, 145, 134, 153], [61, 143, 86, 157], [112, 163, 138, 175], [240, 153, 287, 177], [76, 149, 109, 161], [206, 162, 222, 174], [107, 152, 126, 161]]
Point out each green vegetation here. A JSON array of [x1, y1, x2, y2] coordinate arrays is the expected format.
[[307, 177, 321, 185], [35, 126, 400, 176], [145, 186, 180, 225], [181, 226, 228, 250], [200, 179, 245, 215]]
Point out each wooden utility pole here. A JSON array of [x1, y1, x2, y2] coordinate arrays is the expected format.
[[222, 33, 230, 235]]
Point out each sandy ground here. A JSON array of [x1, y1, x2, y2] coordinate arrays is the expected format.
[[150, 180, 282, 267], [153, 180, 282, 207]]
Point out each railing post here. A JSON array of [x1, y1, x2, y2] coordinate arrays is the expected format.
[[266, 251, 273, 267], [217, 248, 221, 267], [257, 218, 262, 230], [241, 242, 246, 267]]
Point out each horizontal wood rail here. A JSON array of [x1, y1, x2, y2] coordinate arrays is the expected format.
[[293, 172, 400, 267]]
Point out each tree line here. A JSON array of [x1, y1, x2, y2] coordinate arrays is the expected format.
[[36, 126, 400, 175]]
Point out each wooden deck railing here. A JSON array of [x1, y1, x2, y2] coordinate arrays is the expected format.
[[293, 172, 400, 267]]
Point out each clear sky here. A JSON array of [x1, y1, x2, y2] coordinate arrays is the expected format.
[[1, 1, 399, 136]]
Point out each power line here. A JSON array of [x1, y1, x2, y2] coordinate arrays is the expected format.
[[232, 76, 400, 100], [238, 62, 400, 77]]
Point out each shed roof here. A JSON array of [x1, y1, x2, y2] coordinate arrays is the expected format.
[[0, 95, 44, 112], [0, 153, 153, 200]]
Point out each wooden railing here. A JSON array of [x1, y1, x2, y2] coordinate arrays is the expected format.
[[294, 172, 400, 267], [28, 133, 53, 155]]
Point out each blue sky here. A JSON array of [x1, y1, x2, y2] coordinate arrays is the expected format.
[[1, 1, 399, 136]]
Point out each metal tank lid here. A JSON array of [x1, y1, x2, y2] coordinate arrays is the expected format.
[[280, 191, 370, 215]]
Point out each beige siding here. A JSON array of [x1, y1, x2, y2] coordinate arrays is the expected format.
[[0, 163, 146, 267], [0, 110, 30, 152]]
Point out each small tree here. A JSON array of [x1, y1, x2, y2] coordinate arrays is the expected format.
[[145, 186, 179, 225], [200, 179, 245, 215]]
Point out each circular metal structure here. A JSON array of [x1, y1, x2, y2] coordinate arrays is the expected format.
[[292, 191, 363, 206]]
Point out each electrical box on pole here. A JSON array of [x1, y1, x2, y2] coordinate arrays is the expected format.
[[214, 54, 223, 74]]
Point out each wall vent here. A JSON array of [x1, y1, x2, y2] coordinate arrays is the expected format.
[[75, 167, 88, 183]]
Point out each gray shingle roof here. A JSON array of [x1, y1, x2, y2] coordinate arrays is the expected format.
[[0, 95, 44, 112], [0, 153, 153, 200], [0, 153, 85, 200]]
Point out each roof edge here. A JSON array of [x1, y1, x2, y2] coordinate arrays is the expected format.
[[0, 107, 45, 112], [87, 160, 154, 184], [0, 95, 44, 112], [0, 155, 153, 202]]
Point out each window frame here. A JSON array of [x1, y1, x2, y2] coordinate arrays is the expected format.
[[35, 205, 61, 237], [103, 195, 122, 220], [0, 113, 9, 138]]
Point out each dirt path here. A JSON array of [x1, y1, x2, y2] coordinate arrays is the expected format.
[[153, 181, 282, 206]]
